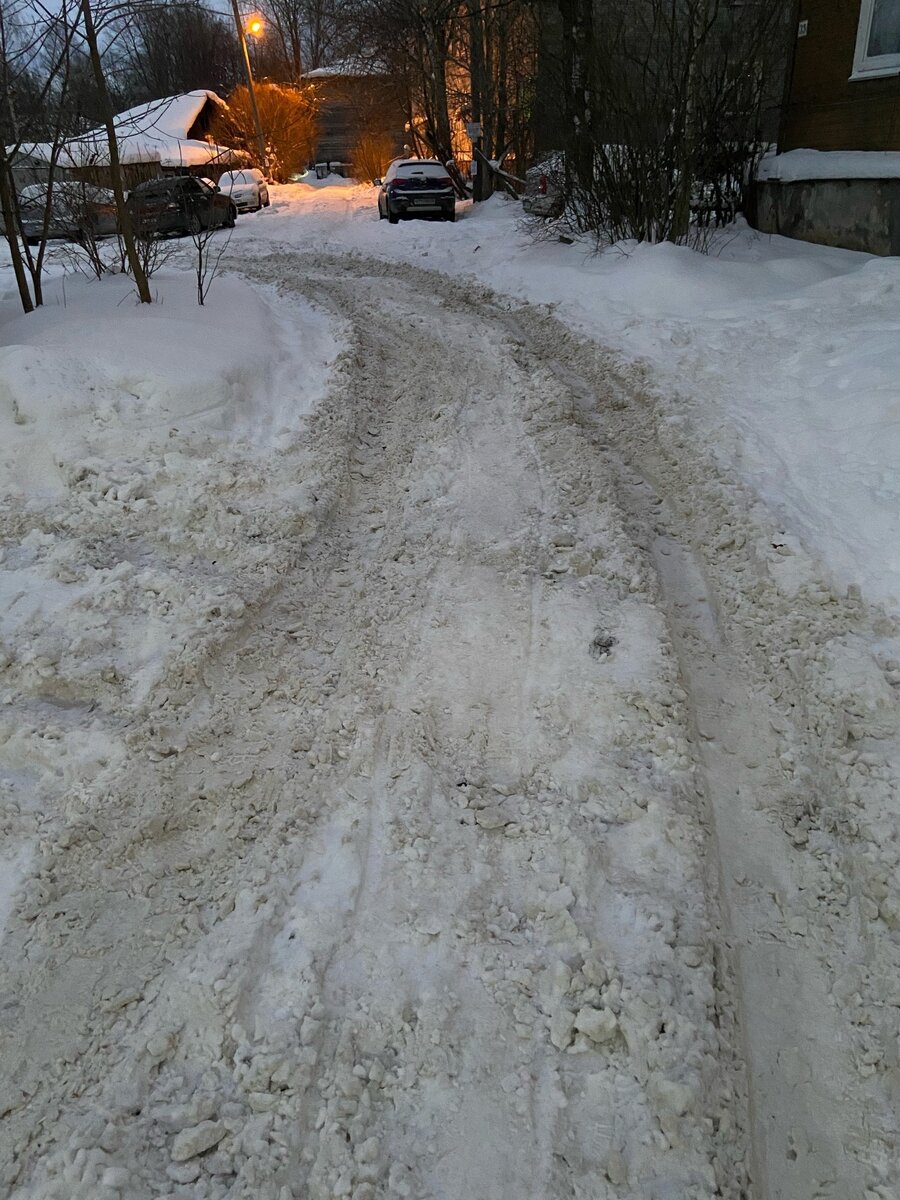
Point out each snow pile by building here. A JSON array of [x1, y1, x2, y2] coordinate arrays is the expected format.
[[757, 147, 900, 182]]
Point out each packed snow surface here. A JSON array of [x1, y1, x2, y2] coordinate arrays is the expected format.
[[0, 182, 898, 1200], [246, 181, 900, 613]]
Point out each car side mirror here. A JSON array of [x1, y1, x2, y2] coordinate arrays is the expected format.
[[215, 185, 221, 192], [374, 179, 382, 187]]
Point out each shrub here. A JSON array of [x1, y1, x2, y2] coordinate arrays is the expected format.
[[213, 83, 318, 182], [349, 131, 398, 184]]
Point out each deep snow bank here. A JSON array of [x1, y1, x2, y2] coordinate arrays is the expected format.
[[0, 269, 342, 663], [0, 271, 335, 499], [0, 267, 344, 933]]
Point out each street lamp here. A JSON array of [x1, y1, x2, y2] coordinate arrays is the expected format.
[[228, 2, 268, 175]]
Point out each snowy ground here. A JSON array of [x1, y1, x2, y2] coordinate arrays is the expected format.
[[0, 184, 898, 1200], [250, 180, 900, 614]]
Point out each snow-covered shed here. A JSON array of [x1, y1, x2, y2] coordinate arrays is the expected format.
[[11, 90, 243, 191]]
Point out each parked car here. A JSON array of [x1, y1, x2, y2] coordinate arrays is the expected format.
[[217, 168, 270, 212], [126, 176, 236, 237], [18, 181, 118, 244], [522, 160, 564, 219], [376, 159, 456, 224]]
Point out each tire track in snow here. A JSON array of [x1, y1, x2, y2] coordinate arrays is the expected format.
[[1, 252, 756, 1200], [496, 300, 898, 1200]]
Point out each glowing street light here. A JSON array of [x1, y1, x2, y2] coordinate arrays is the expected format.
[[229, 1, 268, 175]]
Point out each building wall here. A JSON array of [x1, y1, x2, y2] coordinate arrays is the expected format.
[[312, 77, 406, 165], [754, 177, 900, 255], [10, 157, 51, 190], [781, 0, 900, 150], [74, 162, 161, 189]]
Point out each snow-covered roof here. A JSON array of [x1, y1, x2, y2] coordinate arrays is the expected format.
[[757, 149, 900, 183], [14, 90, 239, 170], [306, 60, 386, 80]]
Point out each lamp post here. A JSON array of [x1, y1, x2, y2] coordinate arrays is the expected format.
[[229, 2, 268, 175]]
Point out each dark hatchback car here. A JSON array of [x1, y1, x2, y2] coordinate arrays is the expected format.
[[376, 159, 456, 224], [126, 176, 236, 237]]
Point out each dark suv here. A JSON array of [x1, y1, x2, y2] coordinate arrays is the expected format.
[[126, 176, 236, 237], [376, 159, 456, 224]]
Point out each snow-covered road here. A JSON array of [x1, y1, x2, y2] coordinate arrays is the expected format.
[[1, 241, 898, 1200]]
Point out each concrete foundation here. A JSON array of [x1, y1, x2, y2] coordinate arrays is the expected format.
[[752, 178, 900, 256]]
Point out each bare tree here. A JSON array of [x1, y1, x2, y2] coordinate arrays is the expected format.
[[344, 0, 539, 197], [544, 0, 789, 246], [188, 194, 233, 306], [465, 0, 539, 195], [115, 0, 243, 103], [79, 0, 151, 300], [0, 0, 87, 311], [350, 0, 458, 161], [213, 81, 318, 180], [259, 0, 357, 80]]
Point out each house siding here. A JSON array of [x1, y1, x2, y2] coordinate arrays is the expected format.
[[311, 77, 406, 164], [780, 0, 900, 150]]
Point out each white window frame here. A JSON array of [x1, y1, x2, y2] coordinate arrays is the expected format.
[[851, 0, 900, 80]]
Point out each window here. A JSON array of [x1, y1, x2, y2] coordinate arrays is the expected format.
[[852, 0, 900, 79], [396, 162, 444, 179]]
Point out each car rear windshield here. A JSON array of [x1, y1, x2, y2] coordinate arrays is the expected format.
[[395, 163, 446, 179], [133, 182, 175, 198]]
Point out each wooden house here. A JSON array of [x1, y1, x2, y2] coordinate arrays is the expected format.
[[306, 64, 406, 171], [10, 91, 242, 193], [754, 1, 900, 253]]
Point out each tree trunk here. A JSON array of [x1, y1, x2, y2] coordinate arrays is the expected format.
[[0, 151, 33, 313], [558, 0, 595, 195], [81, 0, 151, 303], [467, 0, 490, 200], [494, 9, 509, 164]]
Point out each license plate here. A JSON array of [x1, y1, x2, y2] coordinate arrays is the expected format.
[[412, 198, 437, 206]]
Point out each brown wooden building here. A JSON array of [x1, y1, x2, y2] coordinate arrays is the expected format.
[[780, 0, 900, 151], [753, 0, 900, 254], [306, 66, 407, 172]]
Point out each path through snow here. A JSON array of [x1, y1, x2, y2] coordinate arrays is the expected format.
[[1, 252, 897, 1200]]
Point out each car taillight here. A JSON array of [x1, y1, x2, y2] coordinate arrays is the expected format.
[[539, 175, 548, 195], [436, 176, 452, 186]]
